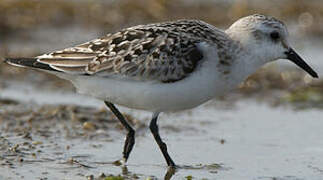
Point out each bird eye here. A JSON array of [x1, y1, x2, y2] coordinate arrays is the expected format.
[[270, 31, 280, 40]]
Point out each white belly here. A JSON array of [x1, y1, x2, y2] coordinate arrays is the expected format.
[[59, 60, 231, 112]]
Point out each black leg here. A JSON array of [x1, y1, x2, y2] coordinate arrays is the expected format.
[[104, 101, 135, 162], [149, 113, 176, 167]]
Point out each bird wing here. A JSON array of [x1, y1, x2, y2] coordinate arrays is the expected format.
[[8, 20, 231, 83], [37, 25, 206, 83]]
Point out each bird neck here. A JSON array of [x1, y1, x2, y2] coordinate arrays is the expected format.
[[225, 43, 269, 86]]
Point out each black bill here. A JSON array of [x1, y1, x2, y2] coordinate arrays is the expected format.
[[285, 48, 318, 78]]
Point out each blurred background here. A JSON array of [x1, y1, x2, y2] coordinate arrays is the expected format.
[[1, 0, 323, 179]]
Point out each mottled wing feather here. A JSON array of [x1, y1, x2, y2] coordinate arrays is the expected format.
[[39, 58, 93, 67], [85, 28, 205, 82], [36, 43, 99, 74], [35, 20, 229, 82]]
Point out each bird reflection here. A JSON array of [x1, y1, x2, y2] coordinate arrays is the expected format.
[[118, 165, 177, 179], [164, 166, 177, 180]]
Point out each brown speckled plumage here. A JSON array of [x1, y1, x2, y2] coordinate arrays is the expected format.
[[35, 19, 235, 82]]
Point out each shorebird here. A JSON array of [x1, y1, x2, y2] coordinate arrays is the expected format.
[[4, 14, 318, 167]]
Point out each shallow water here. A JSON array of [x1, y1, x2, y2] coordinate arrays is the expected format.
[[1, 82, 323, 179]]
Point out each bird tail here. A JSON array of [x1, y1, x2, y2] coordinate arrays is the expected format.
[[4, 57, 59, 72]]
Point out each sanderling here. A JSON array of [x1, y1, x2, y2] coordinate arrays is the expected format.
[[5, 14, 318, 167]]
